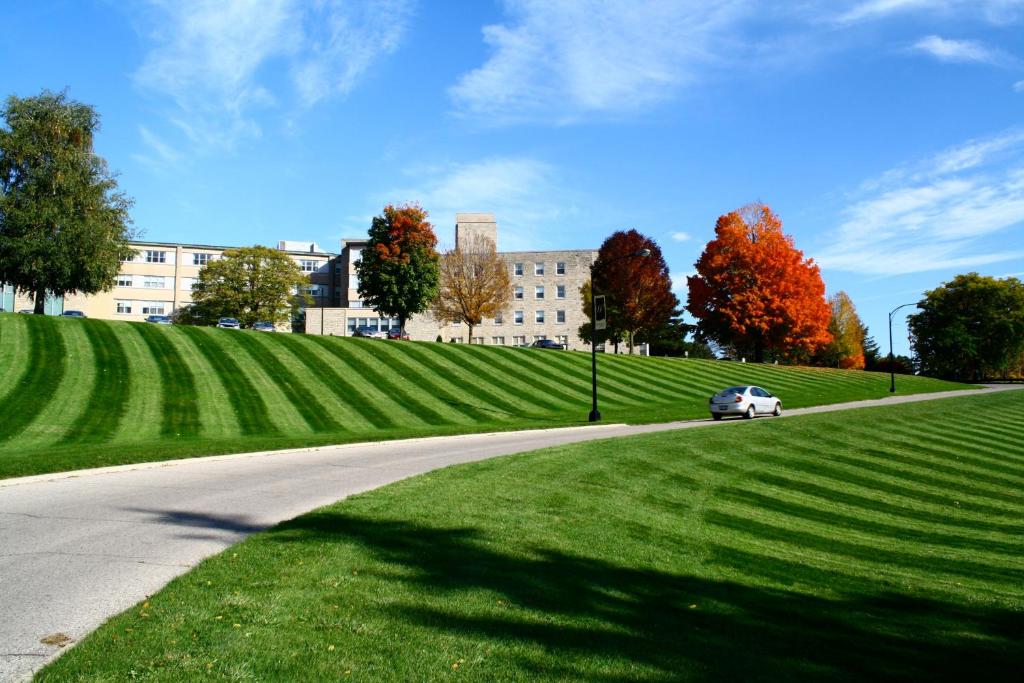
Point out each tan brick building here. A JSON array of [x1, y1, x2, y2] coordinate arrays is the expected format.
[[305, 213, 598, 350]]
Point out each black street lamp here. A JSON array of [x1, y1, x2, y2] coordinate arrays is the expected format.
[[888, 302, 918, 393], [589, 247, 651, 422]]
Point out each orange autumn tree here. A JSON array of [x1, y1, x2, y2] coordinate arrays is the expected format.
[[686, 203, 831, 362]]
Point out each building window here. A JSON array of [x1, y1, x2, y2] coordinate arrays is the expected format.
[[120, 251, 137, 263], [535, 262, 544, 276], [556, 261, 566, 275], [556, 335, 568, 346], [116, 275, 133, 288], [299, 259, 318, 273], [556, 310, 566, 324], [115, 300, 132, 314], [492, 336, 505, 345], [556, 284, 566, 299], [514, 262, 524, 276], [472, 336, 484, 345], [535, 310, 545, 324], [514, 286, 524, 300], [514, 310, 524, 325], [450, 337, 464, 343], [192, 252, 212, 266], [181, 277, 195, 291], [533, 334, 546, 342], [142, 276, 166, 289], [513, 335, 526, 346], [535, 286, 544, 299], [141, 302, 166, 315], [452, 319, 461, 326], [144, 250, 166, 264], [494, 311, 503, 325]]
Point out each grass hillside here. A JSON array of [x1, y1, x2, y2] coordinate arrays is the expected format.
[[38, 391, 1024, 681], [0, 313, 962, 479]]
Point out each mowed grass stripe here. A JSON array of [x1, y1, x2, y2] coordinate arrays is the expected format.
[[590, 355, 698, 402], [535, 351, 667, 404], [880, 423, 1024, 485], [475, 346, 594, 408], [0, 315, 29, 392], [330, 340, 471, 425], [232, 332, 342, 433], [0, 315, 66, 442], [350, 341, 501, 423], [309, 337, 447, 427], [178, 327, 277, 437], [106, 322, 162, 444], [274, 334, 394, 430], [134, 324, 201, 438], [64, 320, 130, 442], [411, 344, 565, 413]]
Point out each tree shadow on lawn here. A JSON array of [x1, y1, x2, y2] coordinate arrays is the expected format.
[[270, 512, 1023, 682]]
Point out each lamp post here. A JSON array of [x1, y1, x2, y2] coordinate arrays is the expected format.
[[888, 302, 917, 393], [589, 247, 651, 422]]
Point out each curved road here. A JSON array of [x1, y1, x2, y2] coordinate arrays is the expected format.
[[0, 385, 1016, 681]]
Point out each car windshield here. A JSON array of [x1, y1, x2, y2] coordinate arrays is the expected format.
[[222, 318, 238, 324]]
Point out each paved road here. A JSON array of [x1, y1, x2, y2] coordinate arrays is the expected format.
[[0, 384, 1017, 681]]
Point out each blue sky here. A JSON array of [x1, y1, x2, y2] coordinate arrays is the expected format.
[[4, 0, 1024, 355]]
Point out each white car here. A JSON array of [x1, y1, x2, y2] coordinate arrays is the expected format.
[[216, 317, 241, 329], [709, 385, 782, 421]]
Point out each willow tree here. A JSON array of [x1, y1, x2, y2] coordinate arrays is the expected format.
[[433, 233, 510, 342], [0, 91, 134, 313]]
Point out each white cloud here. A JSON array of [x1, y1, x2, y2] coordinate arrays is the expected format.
[[384, 158, 579, 251], [837, 0, 1024, 24], [1015, 80, 1024, 91], [670, 270, 696, 293], [448, 0, 750, 123], [133, 125, 183, 169], [816, 130, 1024, 275], [133, 0, 412, 149], [670, 231, 692, 242], [911, 35, 1003, 64]]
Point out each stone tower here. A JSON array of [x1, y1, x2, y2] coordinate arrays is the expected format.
[[454, 213, 498, 251]]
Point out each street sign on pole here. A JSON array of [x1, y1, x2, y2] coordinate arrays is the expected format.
[[594, 295, 607, 331]]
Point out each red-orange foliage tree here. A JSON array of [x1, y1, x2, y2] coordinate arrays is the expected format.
[[686, 204, 831, 362], [589, 229, 677, 354]]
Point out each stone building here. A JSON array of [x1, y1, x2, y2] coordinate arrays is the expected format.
[[2, 240, 336, 321], [305, 213, 597, 350]]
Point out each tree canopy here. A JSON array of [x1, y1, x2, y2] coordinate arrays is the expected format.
[[822, 291, 866, 369], [183, 246, 311, 327], [356, 204, 440, 333], [0, 90, 134, 313], [585, 230, 677, 354], [686, 203, 830, 362], [909, 273, 1024, 380], [433, 233, 510, 343]]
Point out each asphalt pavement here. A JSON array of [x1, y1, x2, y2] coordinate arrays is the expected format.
[[0, 384, 1017, 681]]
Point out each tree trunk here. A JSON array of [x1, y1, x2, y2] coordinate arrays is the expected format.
[[33, 288, 46, 315], [399, 313, 406, 337], [467, 323, 474, 343], [627, 330, 635, 355]]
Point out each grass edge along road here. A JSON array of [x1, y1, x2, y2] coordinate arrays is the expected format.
[[38, 391, 1024, 682], [0, 314, 966, 480]]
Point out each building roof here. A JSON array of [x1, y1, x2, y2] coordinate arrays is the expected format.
[[128, 240, 338, 257]]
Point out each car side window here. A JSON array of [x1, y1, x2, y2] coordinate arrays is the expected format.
[[751, 388, 764, 397]]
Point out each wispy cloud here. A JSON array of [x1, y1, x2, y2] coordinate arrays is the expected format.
[[448, 0, 751, 124], [670, 231, 692, 242], [816, 129, 1024, 275], [132, 125, 183, 170], [1015, 79, 1024, 91], [384, 157, 582, 251], [911, 35, 1006, 64], [837, 0, 1024, 24], [133, 0, 412, 150]]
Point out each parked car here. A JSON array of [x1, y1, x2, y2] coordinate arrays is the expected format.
[[145, 314, 172, 324], [709, 385, 782, 421], [18, 309, 33, 314], [251, 321, 276, 332], [216, 317, 241, 329], [62, 310, 87, 318], [531, 339, 565, 350], [353, 325, 386, 339], [387, 326, 410, 340]]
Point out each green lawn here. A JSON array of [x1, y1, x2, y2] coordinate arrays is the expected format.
[[38, 391, 1024, 682], [0, 313, 964, 479]]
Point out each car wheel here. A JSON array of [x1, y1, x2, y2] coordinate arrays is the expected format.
[[773, 402, 782, 417], [744, 405, 755, 420], [712, 413, 723, 421]]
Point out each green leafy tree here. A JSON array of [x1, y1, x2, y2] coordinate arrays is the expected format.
[[0, 90, 134, 313], [356, 204, 440, 334], [909, 272, 1024, 380], [184, 246, 311, 327], [578, 280, 625, 351], [861, 327, 881, 370]]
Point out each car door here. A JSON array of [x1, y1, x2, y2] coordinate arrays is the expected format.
[[751, 387, 768, 413]]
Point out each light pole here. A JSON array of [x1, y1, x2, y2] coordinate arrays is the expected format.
[[589, 247, 651, 422], [888, 302, 917, 393]]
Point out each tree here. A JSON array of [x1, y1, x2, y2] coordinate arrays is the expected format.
[[909, 273, 1024, 380], [357, 204, 440, 335], [185, 246, 311, 327], [586, 230, 677, 354], [862, 327, 882, 370], [821, 291, 865, 369], [686, 203, 831, 362], [432, 233, 510, 343], [0, 90, 134, 313], [578, 280, 625, 351]]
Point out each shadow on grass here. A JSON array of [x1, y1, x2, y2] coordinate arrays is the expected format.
[[270, 512, 1023, 682]]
